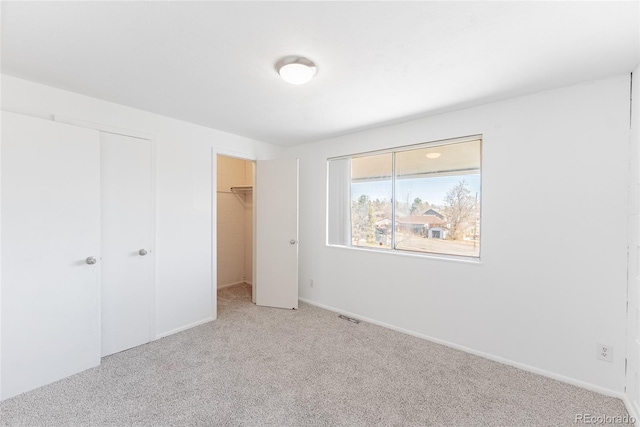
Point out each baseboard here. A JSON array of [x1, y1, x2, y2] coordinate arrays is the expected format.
[[299, 297, 625, 400], [217, 281, 246, 290], [622, 394, 640, 423], [155, 317, 214, 340], [217, 281, 252, 290]]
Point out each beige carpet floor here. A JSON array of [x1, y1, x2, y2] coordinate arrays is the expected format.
[[0, 283, 631, 426]]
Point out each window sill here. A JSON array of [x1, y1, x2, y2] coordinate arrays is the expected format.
[[326, 243, 483, 265]]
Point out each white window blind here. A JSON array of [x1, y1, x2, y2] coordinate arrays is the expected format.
[[327, 157, 350, 246]]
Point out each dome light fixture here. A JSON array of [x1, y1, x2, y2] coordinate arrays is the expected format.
[[275, 56, 318, 85], [426, 152, 442, 159]]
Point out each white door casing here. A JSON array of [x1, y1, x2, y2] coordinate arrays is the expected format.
[[255, 158, 299, 309], [100, 132, 153, 357], [1, 112, 101, 400]]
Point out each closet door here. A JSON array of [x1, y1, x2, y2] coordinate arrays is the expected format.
[[255, 158, 299, 309], [1, 112, 101, 400], [100, 132, 153, 357]]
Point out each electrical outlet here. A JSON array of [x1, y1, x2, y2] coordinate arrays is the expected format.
[[309, 279, 314, 288], [597, 343, 613, 362]]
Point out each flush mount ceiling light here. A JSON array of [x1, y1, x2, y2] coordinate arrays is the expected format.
[[425, 152, 442, 159], [275, 56, 318, 85]]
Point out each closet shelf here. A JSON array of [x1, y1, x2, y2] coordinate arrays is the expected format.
[[230, 185, 253, 192]]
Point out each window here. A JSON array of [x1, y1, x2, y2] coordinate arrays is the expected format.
[[328, 136, 481, 258]]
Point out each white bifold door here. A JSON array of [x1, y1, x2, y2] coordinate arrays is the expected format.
[[100, 132, 153, 357], [255, 158, 299, 309], [0, 113, 154, 401], [1, 112, 102, 400]]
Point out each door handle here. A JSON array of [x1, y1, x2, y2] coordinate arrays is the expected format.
[[86, 256, 97, 265], [290, 239, 297, 245], [139, 249, 148, 256]]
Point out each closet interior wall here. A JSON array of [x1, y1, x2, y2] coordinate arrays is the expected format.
[[216, 156, 253, 289]]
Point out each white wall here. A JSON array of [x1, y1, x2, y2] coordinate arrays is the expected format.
[[627, 64, 640, 415], [1, 75, 280, 337], [286, 75, 631, 393]]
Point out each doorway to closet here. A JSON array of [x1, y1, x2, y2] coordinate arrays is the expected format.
[[214, 155, 299, 313], [216, 155, 255, 304]]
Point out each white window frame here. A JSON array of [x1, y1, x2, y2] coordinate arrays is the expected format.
[[327, 134, 482, 261]]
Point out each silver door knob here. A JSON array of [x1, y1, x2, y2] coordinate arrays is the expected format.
[[86, 256, 97, 265], [139, 249, 148, 256], [290, 239, 297, 245]]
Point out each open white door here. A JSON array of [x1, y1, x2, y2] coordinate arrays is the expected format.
[[255, 158, 299, 309], [1, 112, 101, 400]]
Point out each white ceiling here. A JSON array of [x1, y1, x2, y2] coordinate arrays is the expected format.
[[2, 1, 639, 146]]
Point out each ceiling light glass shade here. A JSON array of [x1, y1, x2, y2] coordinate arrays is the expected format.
[[275, 56, 317, 85], [425, 152, 442, 159]]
